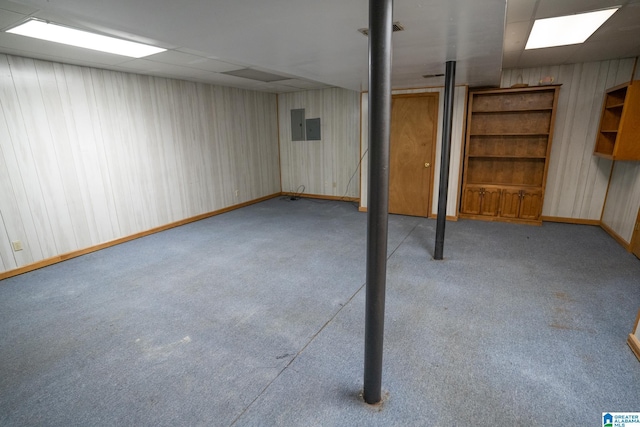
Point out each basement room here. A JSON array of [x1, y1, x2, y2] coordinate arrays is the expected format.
[[0, 0, 639, 426]]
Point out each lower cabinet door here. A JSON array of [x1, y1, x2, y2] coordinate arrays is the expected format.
[[461, 186, 483, 215], [480, 187, 501, 216], [519, 190, 543, 220], [500, 189, 521, 218]]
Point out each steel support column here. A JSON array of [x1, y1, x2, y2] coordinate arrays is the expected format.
[[363, 0, 393, 405], [434, 60, 456, 261]]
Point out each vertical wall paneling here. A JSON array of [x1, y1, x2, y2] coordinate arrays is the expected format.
[[278, 88, 360, 197], [0, 54, 280, 275], [360, 86, 467, 217], [12, 56, 80, 255], [0, 56, 48, 262], [602, 162, 640, 242], [69, 66, 121, 243], [501, 58, 636, 220], [0, 145, 20, 270]]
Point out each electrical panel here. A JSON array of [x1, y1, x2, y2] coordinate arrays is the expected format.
[[306, 118, 321, 140], [291, 109, 305, 141]]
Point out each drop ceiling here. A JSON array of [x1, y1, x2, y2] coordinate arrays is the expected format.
[[0, 0, 638, 93]]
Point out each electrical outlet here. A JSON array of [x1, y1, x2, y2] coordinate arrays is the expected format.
[[11, 240, 23, 251], [235, 190, 239, 198]]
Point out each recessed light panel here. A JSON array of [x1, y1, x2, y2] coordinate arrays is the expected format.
[[525, 7, 619, 50], [7, 19, 166, 58]]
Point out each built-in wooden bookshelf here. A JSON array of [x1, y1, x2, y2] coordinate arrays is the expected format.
[[460, 85, 560, 224], [594, 81, 640, 160]]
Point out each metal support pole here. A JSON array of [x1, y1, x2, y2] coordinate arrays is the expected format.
[[434, 61, 456, 261], [363, 0, 393, 405]]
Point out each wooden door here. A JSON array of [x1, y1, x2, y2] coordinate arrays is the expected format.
[[389, 93, 438, 217], [519, 190, 543, 220], [632, 208, 640, 260], [500, 189, 521, 218], [461, 186, 483, 215], [480, 187, 501, 216]]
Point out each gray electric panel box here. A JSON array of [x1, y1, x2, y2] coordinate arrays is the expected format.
[[291, 109, 305, 141], [306, 118, 321, 140]]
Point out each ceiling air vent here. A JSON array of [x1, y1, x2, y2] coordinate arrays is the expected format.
[[358, 21, 404, 36]]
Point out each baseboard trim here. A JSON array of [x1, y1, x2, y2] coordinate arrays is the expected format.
[[540, 216, 601, 226], [281, 192, 359, 203], [628, 333, 640, 362], [0, 193, 280, 281], [600, 221, 631, 251]]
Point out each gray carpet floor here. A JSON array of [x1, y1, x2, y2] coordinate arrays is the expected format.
[[1, 197, 638, 426]]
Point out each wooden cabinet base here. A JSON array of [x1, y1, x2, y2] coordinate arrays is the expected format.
[[629, 333, 640, 362], [630, 309, 640, 362]]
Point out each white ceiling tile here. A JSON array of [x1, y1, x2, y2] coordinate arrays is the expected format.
[[253, 83, 300, 93], [503, 21, 532, 52], [570, 39, 640, 64], [506, 0, 538, 23], [589, 3, 640, 41], [502, 50, 522, 69], [145, 50, 244, 73], [278, 79, 331, 90], [117, 58, 216, 79], [535, 0, 621, 19], [516, 45, 579, 68], [144, 50, 203, 65], [0, 9, 25, 30], [181, 58, 244, 73], [0, 0, 38, 15], [114, 60, 268, 89]]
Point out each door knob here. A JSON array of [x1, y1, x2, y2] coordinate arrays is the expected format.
[[424, 162, 431, 168]]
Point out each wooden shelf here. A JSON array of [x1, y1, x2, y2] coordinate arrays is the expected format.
[[461, 86, 560, 224], [469, 132, 550, 137], [469, 154, 547, 159], [472, 108, 554, 114], [593, 81, 640, 161]]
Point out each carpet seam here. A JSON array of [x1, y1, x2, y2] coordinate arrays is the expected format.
[[227, 219, 420, 426]]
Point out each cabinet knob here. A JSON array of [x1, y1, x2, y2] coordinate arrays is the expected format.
[[424, 162, 431, 168]]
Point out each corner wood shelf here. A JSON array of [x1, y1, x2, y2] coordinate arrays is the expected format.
[[460, 85, 561, 225], [594, 81, 640, 161]]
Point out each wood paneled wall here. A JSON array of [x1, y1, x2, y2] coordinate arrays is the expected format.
[[0, 54, 280, 274], [502, 59, 636, 221], [602, 162, 640, 242], [359, 86, 468, 217], [278, 88, 360, 197]]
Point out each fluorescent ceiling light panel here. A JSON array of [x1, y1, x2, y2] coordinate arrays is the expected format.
[[7, 19, 166, 58], [525, 7, 619, 49]]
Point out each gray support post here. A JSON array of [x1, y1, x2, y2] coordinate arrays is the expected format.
[[434, 61, 456, 261], [363, 0, 393, 405]]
